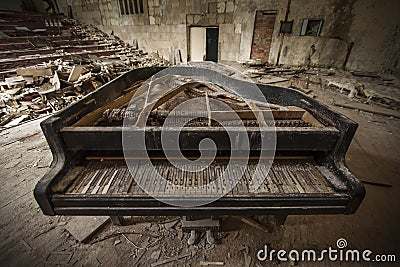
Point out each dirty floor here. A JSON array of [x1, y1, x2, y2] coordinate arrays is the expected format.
[[0, 72, 399, 266]]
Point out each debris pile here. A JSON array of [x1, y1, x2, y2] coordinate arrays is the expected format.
[[0, 12, 168, 128], [243, 62, 400, 111]]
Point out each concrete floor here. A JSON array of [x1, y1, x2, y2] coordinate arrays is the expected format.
[[0, 74, 399, 266]]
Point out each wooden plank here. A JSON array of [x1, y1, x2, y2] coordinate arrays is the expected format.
[[67, 65, 85, 82], [65, 216, 109, 243], [333, 100, 400, 119], [16, 66, 52, 77]]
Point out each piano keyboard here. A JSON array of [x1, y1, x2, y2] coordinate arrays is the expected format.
[[56, 160, 335, 196]]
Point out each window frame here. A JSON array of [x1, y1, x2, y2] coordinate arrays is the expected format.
[[118, 0, 145, 16], [300, 19, 323, 36], [280, 20, 293, 34]]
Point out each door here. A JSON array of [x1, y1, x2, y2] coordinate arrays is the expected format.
[[190, 27, 219, 62], [250, 11, 276, 63], [190, 27, 206, 62], [206, 28, 219, 62]]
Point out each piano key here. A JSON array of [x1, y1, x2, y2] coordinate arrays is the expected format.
[[110, 166, 127, 194], [91, 168, 109, 194], [114, 167, 129, 194], [236, 165, 247, 194], [270, 169, 285, 194], [256, 166, 270, 193], [217, 165, 228, 195], [140, 163, 153, 195], [97, 163, 116, 193], [171, 165, 179, 195], [278, 163, 298, 193], [165, 168, 173, 195], [203, 165, 209, 195], [194, 165, 203, 196], [213, 165, 221, 195], [102, 169, 118, 194], [229, 166, 237, 196], [241, 165, 251, 194], [145, 165, 157, 195], [69, 165, 94, 194], [307, 164, 334, 193], [294, 167, 319, 194], [262, 166, 274, 193], [62, 166, 85, 194], [178, 166, 185, 195], [133, 163, 148, 195], [123, 162, 139, 194], [140, 164, 151, 194], [81, 169, 100, 194], [158, 162, 168, 194], [59, 158, 336, 198], [280, 163, 304, 193], [208, 165, 217, 195], [186, 166, 192, 195], [229, 166, 239, 195]]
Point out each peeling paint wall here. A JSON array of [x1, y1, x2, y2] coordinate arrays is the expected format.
[[346, 0, 400, 74], [56, 0, 400, 75], [269, 0, 355, 68]]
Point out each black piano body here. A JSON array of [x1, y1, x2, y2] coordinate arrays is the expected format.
[[34, 66, 365, 218]]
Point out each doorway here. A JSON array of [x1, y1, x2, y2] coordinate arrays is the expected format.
[[190, 27, 219, 62], [250, 10, 277, 63], [205, 28, 218, 62]]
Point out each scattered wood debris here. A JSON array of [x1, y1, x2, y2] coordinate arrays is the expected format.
[[361, 179, 392, 187], [333, 100, 400, 118], [0, 14, 168, 129], [200, 260, 225, 266], [150, 253, 191, 267]]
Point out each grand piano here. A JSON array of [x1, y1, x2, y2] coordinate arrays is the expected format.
[[34, 64, 365, 227]]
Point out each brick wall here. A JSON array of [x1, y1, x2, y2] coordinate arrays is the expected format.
[[250, 11, 276, 63]]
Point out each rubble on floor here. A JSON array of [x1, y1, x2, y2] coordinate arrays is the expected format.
[[243, 63, 400, 113], [1, 89, 399, 266], [0, 10, 168, 129]]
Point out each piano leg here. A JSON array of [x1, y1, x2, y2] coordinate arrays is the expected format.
[[206, 230, 216, 245], [182, 216, 220, 245], [110, 216, 124, 226], [188, 230, 198, 246]]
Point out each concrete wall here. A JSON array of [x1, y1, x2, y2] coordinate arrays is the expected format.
[[346, 0, 400, 74], [56, 0, 399, 75]]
